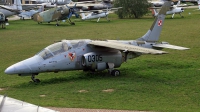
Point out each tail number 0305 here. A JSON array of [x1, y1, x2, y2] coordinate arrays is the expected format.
[[88, 55, 102, 62]]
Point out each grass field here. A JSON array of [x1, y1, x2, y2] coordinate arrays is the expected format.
[[0, 8, 200, 111]]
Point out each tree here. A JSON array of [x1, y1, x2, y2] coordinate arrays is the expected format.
[[114, 0, 151, 19]]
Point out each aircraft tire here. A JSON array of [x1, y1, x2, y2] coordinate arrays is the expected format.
[[111, 70, 120, 76], [35, 79, 40, 83], [1, 24, 5, 29], [71, 22, 75, 25]]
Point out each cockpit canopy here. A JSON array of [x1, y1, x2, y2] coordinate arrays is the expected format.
[[37, 41, 68, 60], [36, 40, 88, 60]]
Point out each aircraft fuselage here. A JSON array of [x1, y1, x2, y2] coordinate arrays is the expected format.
[[5, 39, 151, 76], [82, 12, 108, 20]]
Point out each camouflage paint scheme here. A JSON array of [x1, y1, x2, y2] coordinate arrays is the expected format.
[[32, 5, 75, 25]]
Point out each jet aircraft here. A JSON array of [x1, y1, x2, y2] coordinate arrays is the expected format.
[[80, 7, 122, 22], [151, 1, 184, 18], [32, 4, 78, 26], [5, 1, 189, 83]]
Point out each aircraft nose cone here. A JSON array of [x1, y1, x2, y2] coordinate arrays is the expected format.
[[32, 13, 42, 22], [4, 62, 31, 75], [4, 66, 15, 74]]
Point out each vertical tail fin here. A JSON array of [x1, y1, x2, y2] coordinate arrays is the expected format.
[[137, 1, 171, 42], [37, 5, 44, 12], [176, 0, 181, 6], [13, 0, 22, 11], [81, 13, 86, 20]]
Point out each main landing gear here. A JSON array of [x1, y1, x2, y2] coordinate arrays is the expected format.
[[107, 63, 120, 76], [111, 69, 120, 76], [31, 74, 40, 83]]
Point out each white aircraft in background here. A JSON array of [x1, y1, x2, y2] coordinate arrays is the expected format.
[[197, 0, 200, 10], [81, 7, 122, 22], [149, 0, 174, 7], [151, 1, 184, 18]]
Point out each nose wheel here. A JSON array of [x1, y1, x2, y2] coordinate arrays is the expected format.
[[31, 74, 40, 83]]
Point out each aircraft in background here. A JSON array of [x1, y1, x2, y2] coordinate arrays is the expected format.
[[0, 12, 6, 28], [36, 0, 94, 6], [68, 0, 113, 11], [36, 0, 73, 5], [149, 0, 174, 7], [4, 1, 189, 83], [0, 0, 22, 21], [197, 0, 200, 10], [151, 1, 184, 18], [18, 5, 45, 20], [32, 4, 79, 26], [81, 7, 122, 22], [149, 0, 165, 7], [0, 95, 58, 112], [32, 0, 114, 12]]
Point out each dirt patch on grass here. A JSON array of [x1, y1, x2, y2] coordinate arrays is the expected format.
[[40, 95, 46, 97], [102, 89, 114, 92], [0, 88, 4, 91], [78, 90, 88, 93]]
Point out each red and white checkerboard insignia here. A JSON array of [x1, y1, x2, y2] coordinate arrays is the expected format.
[[68, 53, 76, 61], [158, 20, 162, 26]]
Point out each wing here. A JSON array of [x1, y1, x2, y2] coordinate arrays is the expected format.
[[21, 4, 38, 11], [0, 5, 19, 12], [102, 7, 123, 11], [88, 41, 168, 55]]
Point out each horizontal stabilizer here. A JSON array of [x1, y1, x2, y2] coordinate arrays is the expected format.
[[153, 43, 189, 50]]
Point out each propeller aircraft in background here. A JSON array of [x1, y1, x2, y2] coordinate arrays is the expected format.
[[5, 1, 189, 83], [80, 7, 122, 22], [0, 0, 22, 22], [32, 4, 79, 26], [151, 0, 184, 18]]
